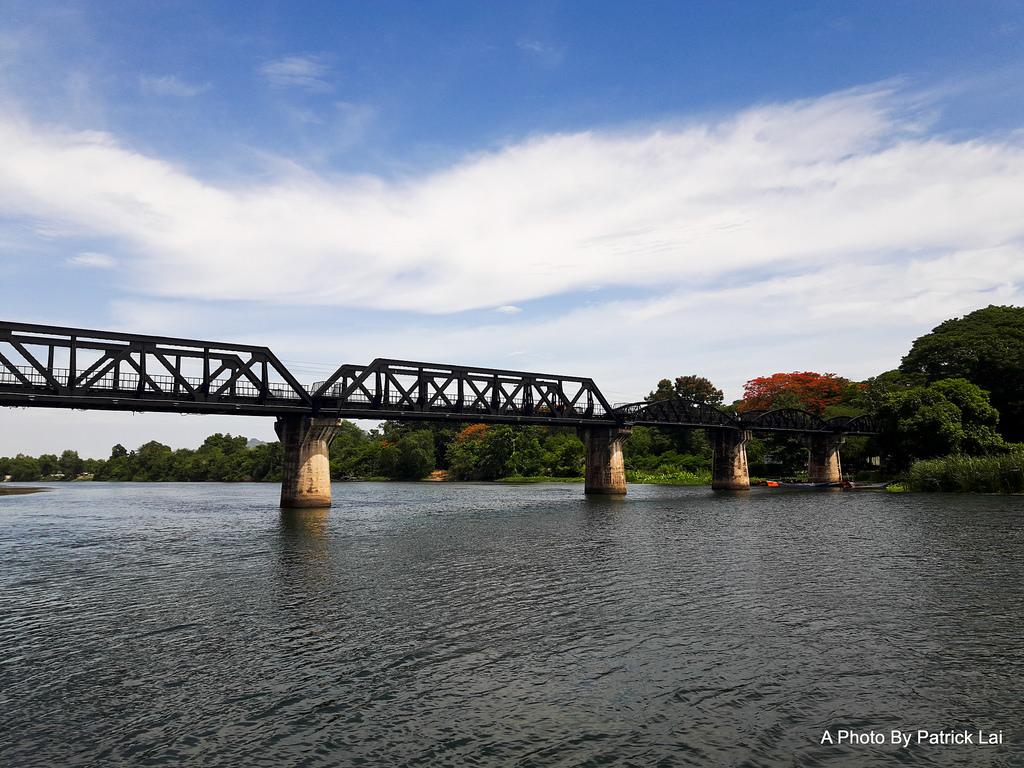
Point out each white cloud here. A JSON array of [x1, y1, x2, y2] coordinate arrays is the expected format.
[[139, 74, 211, 97], [67, 251, 115, 268], [248, 246, 1024, 405], [495, 305, 522, 314], [0, 84, 1022, 323], [259, 54, 333, 91]]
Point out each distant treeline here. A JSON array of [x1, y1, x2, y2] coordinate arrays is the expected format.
[[1, 415, 879, 485], [0, 435, 281, 483], [0, 423, 718, 484]]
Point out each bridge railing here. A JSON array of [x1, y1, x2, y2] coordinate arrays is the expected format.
[[0, 365, 305, 401]]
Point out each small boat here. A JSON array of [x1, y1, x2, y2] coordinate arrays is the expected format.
[[764, 480, 849, 489]]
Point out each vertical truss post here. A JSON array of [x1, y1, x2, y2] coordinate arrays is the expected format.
[[202, 348, 210, 398], [68, 336, 77, 392], [137, 343, 147, 395]]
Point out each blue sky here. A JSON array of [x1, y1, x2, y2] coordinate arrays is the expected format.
[[2, 1, 1024, 456]]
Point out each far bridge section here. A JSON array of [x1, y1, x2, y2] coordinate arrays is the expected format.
[[0, 321, 879, 506], [615, 399, 880, 491]]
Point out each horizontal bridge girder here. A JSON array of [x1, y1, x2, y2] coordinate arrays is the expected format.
[[0, 321, 879, 434]]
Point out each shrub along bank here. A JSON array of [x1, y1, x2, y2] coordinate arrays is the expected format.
[[907, 448, 1024, 493]]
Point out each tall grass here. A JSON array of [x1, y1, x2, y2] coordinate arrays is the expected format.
[[908, 449, 1024, 493], [626, 469, 712, 486]]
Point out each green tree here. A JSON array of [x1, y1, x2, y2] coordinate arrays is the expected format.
[[95, 448, 132, 480], [900, 305, 1024, 440], [8, 454, 42, 481], [133, 441, 173, 481], [374, 429, 436, 479], [542, 430, 585, 477], [248, 442, 282, 482], [329, 420, 376, 479], [447, 425, 489, 480], [37, 453, 60, 477], [648, 374, 724, 405], [57, 450, 84, 479], [505, 427, 546, 477], [877, 378, 1005, 466], [446, 424, 536, 480]]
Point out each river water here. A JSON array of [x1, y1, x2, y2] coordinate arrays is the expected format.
[[1, 482, 1021, 766]]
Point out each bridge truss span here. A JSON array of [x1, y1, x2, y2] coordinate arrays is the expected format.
[[311, 358, 616, 425], [1, 319, 884, 505], [613, 398, 738, 429], [0, 322, 311, 416]]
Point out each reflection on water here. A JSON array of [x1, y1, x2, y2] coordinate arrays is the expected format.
[[0, 482, 1021, 767], [280, 507, 331, 539]]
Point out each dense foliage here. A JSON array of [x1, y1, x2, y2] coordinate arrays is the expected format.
[[900, 306, 1024, 441], [875, 377, 1005, 464], [648, 375, 724, 405], [0, 449, 102, 482], [1, 409, 714, 485], [739, 371, 856, 415]]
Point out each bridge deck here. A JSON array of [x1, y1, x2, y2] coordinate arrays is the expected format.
[[0, 321, 878, 434]]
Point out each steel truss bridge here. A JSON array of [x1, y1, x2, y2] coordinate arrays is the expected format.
[[0, 322, 878, 435]]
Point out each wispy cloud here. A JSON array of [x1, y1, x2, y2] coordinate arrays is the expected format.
[[333, 101, 376, 148], [495, 305, 523, 314], [516, 38, 564, 66], [67, 251, 116, 268], [139, 74, 211, 97], [259, 54, 333, 91], [0, 84, 1022, 327], [517, 39, 551, 54]]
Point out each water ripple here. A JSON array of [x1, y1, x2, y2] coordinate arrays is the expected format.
[[1, 482, 1022, 766]]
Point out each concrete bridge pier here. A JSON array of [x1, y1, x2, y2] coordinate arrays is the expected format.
[[710, 428, 752, 490], [275, 415, 345, 508], [578, 426, 631, 494], [806, 434, 844, 484]]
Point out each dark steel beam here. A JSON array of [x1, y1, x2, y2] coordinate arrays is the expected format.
[[0, 321, 877, 434]]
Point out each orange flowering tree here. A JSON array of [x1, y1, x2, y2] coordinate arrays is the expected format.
[[455, 423, 490, 442], [739, 372, 856, 415]]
